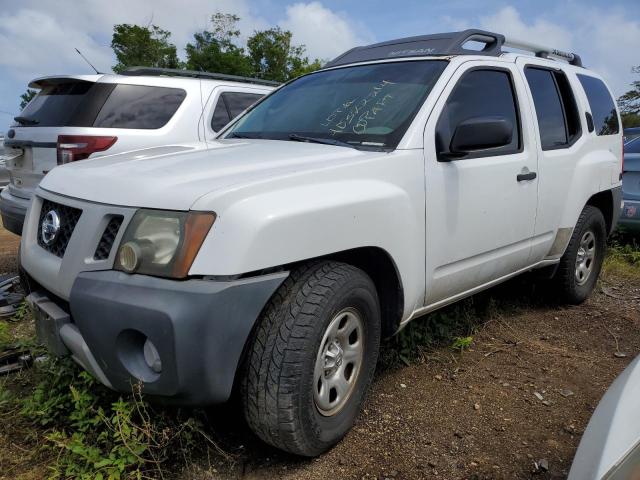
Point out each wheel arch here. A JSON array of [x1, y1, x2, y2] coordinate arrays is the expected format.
[[585, 189, 615, 235]]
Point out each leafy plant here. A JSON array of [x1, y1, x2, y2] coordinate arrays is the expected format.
[[17, 358, 223, 479], [451, 336, 473, 352]]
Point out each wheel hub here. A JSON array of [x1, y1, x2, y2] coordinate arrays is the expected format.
[[313, 308, 364, 417], [323, 340, 344, 376], [575, 230, 596, 286]]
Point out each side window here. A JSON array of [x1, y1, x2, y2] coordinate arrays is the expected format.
[[225, 92, 262, 118], [211, 99, 231, 132], [93, 85, 186, 129], [211, 92, 263, 132], [436, 69, 521, 159], [577, 75, 619, 135], [524, 67, 581, 149]]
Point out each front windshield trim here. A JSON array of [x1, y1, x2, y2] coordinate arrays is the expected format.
[[219, 59, 449, 150]]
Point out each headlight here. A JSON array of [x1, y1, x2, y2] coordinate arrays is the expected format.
[[115, 209, 215, 278]]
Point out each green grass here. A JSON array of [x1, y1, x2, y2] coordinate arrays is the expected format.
[[602, 235, 640, 278]]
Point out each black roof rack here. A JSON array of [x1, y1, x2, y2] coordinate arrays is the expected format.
[[325, 29, 583, 68], [121, 67, 280, 86]]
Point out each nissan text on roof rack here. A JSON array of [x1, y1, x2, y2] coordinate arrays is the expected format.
[[0, 67, 276, 236], [20, 29, 623, 456]]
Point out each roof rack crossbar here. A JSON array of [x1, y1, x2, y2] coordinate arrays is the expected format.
[[121, 67, 280, 86], [324, 29, 583, 68], [502, 37, 582, 67]]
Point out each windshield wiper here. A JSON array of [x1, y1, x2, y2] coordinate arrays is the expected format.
[[14, 116, 39, 126], [289, 134, 356, 149], [228, 132, 258, 139]]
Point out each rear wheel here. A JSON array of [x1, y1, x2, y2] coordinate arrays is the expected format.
[[241, 261, 381, 456], [552, 205, 606, 304]]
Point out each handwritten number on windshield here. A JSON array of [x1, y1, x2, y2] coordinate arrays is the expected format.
[[321, 80, 396, 135]]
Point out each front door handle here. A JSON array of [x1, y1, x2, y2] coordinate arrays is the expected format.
[[517, 171, 537, 182]]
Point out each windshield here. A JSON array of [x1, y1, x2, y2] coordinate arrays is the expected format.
[[225, 60, 448, 150]]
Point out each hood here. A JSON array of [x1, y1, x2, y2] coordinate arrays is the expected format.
[[40, 140, 373, 210]]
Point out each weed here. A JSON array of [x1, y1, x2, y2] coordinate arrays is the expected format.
[[14, 357, 227, 479], [0, 321, 10, 349], [451, 336, 473, 352], [603, 240, 640, 278]]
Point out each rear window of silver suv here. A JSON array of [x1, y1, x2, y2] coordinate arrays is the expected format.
[[17, 82, 186, 130]]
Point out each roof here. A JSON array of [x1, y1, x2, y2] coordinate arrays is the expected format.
[[121, 67, 280, 87], [325, 29, 582, 69]]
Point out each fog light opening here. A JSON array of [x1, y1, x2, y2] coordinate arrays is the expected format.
[[143, 338, 162, 373]]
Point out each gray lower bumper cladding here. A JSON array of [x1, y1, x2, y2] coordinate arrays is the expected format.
[[31, 270, 288, 405]]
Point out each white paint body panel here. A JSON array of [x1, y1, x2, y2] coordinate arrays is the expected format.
[[26, 53, 622, 324]]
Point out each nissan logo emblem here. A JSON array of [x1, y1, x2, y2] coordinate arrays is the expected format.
[[41, 210, 61, 245]]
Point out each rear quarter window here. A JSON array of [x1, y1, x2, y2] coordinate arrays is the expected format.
[[18, 82, 100, 127], [93, 85, 186, 129], [577, 75, 619, 135], [211, 92, 263, 131]]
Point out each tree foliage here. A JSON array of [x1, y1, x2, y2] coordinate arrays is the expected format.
[[109, 16, 322, 81], [19, 89, 37, 110], [246, 27, 320, 82], [618, 66, 640, 127], [111, 24, 180, 73], [185, 13, 253, 76]]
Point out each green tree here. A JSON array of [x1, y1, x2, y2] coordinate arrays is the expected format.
[[247, 27, 321, 82], [185, 13, 253, 76], [618, 66, 640, 127], [111, 24, 180, 73], [19, 89, 37, 110]]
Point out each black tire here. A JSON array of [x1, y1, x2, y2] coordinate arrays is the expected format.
[[241, 260, 381, 456], [553, 205, 606, 304]]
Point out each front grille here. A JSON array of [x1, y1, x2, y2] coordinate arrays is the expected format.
[[94, 215, 124, 260], [37, 200, 82, 257]]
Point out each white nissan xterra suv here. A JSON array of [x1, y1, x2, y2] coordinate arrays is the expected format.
[[20, 30, 623, 456]]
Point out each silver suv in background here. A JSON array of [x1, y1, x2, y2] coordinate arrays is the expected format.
[[0, 68, 276, 235], [0, 135, 8, 189]]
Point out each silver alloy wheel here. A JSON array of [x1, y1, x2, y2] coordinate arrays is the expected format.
[[575, 230, 596, 286], [313, 307, 364, 416]]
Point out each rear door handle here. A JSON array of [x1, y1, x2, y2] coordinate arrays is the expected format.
[[517, 171, 537, 182]]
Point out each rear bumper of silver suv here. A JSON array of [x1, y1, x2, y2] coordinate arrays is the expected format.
[[0, 187, 29, 235]]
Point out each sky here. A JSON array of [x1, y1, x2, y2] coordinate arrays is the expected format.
[[0, 0, 638, 132]]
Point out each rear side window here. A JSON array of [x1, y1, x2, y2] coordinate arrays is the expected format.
[[577, 75, 619, 135], [436, 69, 521, 158], [93, 85, 186, 129], [18, 82, 99, 127], [211, 92, 263, 131], [525, 67, 581, 149], [16, 82, 185, 129]]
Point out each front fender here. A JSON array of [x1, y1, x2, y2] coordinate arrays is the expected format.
[[189, 178, 424, 318]]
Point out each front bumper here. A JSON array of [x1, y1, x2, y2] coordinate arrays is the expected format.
[[0, 188, 29, 235], [28, 269, 287, 405], [618, 199, 640, 231]]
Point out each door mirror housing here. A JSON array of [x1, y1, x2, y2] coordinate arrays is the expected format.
[[441, 116, 513, 160]]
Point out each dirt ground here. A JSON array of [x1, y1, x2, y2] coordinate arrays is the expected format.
[[1, 218, 639, 479]]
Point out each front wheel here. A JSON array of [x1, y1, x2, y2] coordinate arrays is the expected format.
[[552, 205, 606, 304], [241, 261, 381, 456]]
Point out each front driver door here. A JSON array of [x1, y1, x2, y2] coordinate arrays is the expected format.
[[423, 61, 539, 307]]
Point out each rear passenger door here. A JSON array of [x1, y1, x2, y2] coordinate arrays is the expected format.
[[423, 61, 539, 306], [517, 58, 587, 262], [208, 90, 265, 134]]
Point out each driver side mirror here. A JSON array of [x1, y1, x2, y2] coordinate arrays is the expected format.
[[440, 116, 513, 161]]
